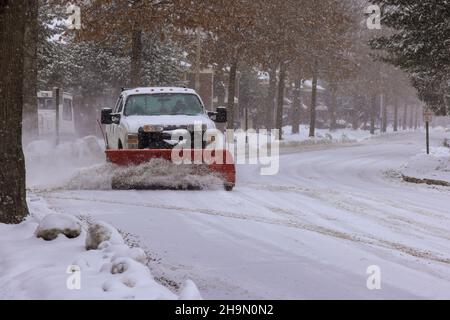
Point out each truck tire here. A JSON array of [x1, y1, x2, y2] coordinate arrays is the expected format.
[[224, 183, 234, 191]]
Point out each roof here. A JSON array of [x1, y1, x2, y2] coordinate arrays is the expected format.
[[316, 105, 328, 112], [37, 91, 73, 99], [122, 87, 198, 96], [302, 80, 325, 91]]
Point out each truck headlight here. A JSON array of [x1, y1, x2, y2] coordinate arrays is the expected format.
[[143, 125, 164, 132]]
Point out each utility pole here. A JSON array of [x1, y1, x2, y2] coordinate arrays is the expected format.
[[245, 104, 249, 144], [195, 28, 201, 93], [393, 96, 399, 132], [54, 87, 60, 146]]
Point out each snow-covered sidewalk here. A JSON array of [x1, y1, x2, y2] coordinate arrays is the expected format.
[[275, 125, 412, 149], [0, 197, 200, 300]]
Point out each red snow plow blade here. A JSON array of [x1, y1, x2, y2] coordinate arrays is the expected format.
[[106, 149, 236, 191]]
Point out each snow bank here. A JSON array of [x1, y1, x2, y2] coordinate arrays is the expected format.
[[0, 198, 201, 300], [258, 125, 376, 149], [279, 125, 424, 148], [86, 221, 124, 250], [282, 125, 373, 144], [401, 147, 450, 186]]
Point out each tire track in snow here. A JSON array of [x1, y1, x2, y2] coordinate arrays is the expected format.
[[240, 182, 450, 242], [41, 192, 450, 266]]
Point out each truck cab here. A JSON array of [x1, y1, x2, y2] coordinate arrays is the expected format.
[[101, 87, 227, 150]]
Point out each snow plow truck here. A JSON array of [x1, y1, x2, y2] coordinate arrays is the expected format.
[[101, 87, 236, 191]]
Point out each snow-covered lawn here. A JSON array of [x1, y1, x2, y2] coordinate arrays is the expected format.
[[0, 197, 200, 300]]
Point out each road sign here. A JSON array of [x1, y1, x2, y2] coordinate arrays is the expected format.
[[423, 110, 434, 123]]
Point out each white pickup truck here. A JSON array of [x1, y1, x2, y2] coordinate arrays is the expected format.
[[101, 87, 227, 150]]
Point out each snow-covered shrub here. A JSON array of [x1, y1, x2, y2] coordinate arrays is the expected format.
[[35, 214, 82, 241], [110, 246, 148, 265], [100, 257, 178, 299], [85, 221, 124, 250], [111, 258, 131, 274], [340, 134, 352, 143]]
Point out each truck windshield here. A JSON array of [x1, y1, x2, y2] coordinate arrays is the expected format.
[[124, 93, 204, 116]]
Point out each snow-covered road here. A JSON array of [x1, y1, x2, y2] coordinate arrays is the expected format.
[[36, 131, 450, 299]]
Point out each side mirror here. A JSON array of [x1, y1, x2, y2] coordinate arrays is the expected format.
[[101, 108, 113, 125], [111, 113, 121, 125], [207, 111, 217, 121], [215, 106, 227, 123], [101, 108, 121, 125]]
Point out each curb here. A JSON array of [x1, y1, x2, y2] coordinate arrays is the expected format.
[[402, 175, 450, 187]]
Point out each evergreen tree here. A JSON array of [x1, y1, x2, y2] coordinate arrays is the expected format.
[[370, 0, 450, 114]]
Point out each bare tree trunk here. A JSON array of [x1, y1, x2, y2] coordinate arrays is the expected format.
[[352, 112, 359, 130], [329, 83, 338, 131], [370, 95, 377, 135], [381, 95, 387, 133], [0, 1, 29, 224], [403, 104, 408, 130], [130, 29, 142, 87], [414, 107, 419, 130], [22, 0, 39, 143], [352, 96, 359, 130], [309, 59, 318, 137], [265, 65, 277, 129], [409, 105, 414, 129], [218, 85, 225, 106], [393, 97, 399, 132], [275, 62, 287, 140], [227, 58, 238, 129], [291, 77, 302, 134]]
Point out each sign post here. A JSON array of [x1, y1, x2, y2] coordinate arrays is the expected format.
[[423, 109, 433, 155], [53, 87, 60, 146]]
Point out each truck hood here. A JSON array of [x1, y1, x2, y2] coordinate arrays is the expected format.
[[122, 114, 216, 133]]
